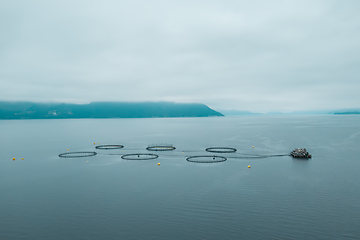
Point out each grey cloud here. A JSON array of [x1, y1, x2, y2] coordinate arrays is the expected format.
[[0, 0, 359, 112]]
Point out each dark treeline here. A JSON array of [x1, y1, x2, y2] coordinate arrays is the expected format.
[[0, 101, 223, 119]]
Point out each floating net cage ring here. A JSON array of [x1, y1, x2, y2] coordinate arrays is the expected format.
[[205, 147, 237, 153], [186, 155, 227, 163], [146, 145, 176, 151], [121, 153, 159, 160], [95, 145, 124, 150], [59, 152, 97, 158]]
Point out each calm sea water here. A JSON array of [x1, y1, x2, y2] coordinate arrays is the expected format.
[[1, 115, 359, 240]]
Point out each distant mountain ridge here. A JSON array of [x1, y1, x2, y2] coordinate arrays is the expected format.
[[0, 101, 223, 119], [218, 109, 360, 115], [216, 109, 263, 115], [328, 108, 360, 115], [334, 111, 360, 115]]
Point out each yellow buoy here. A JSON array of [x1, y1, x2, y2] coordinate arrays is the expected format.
[[21, 158, 24, 160], [252, 146, 254, 148], [86, 161, 89, 162], [158, 163, 160, 166], [67, 149, 69, 151], [13, 158, 15, 161], [93, 143, 95, 145], [248, 165, 251, 168], [98, 143, 100, 145]]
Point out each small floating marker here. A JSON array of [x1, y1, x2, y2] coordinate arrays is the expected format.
[[21, 158, 24, 160], [98, 143, 100, 145], [93, 143, 95, 145], [252, 146, 254, 148], [248, 165, 251, 168], [158, 163, 160, 166], [13, 158, 15, 161], [86, 161, 89, 162], [67, 149, 69, 151]]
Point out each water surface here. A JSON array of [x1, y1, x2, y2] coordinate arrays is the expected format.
[[1, 115, 359, 239]]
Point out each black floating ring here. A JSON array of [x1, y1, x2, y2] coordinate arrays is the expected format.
[[146, 146, 176, 151], [95, 145, 124, 150], [186, 155, 227, 163], [205, 147, 237, 153], [121, 153, 159, 160], [59, 152, 97, 158]]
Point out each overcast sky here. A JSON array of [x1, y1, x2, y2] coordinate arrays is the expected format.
[[1, 0, 359, 113]]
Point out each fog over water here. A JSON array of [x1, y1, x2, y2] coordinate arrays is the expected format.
[[1, 0, 360, 112]]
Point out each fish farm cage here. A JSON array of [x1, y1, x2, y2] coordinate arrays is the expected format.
[[186, 155, 227, 163], [121, 153, 159, 160], [95, 145, 124, 150], [205, 147, 237, 153], [146, 145, 176, 151], [59, 152, 97, 158]]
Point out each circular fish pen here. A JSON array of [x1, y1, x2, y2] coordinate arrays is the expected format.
[[59, 152, 97, 158], [146, 145, 176, 151], [95, 145, 124, 150], [205, 147, 237, 153], [121, 153, 159, 160], [186, 155, 227, 163]]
